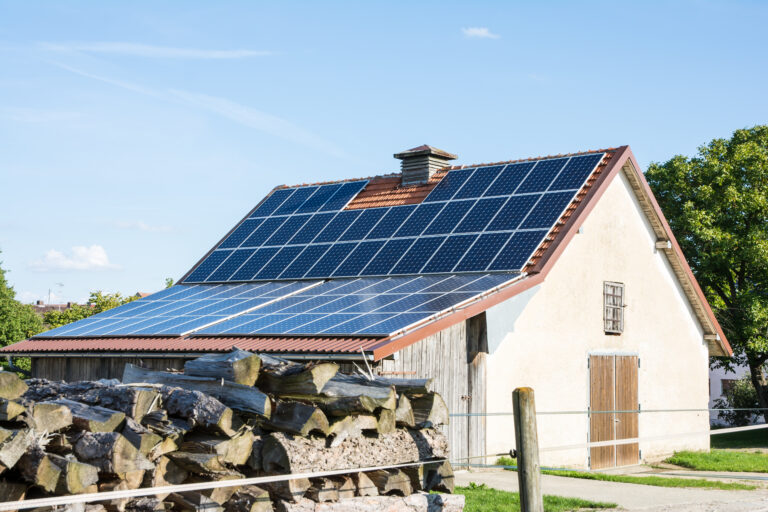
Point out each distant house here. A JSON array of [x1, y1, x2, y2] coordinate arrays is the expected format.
[[4, 145, 731, 469], [709, 364, 764, 427]]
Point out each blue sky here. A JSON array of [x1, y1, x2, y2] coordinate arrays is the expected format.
[[1, 1, 766, 304]]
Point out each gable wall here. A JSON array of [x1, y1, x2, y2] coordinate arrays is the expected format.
[[484, 169, 710, 467]]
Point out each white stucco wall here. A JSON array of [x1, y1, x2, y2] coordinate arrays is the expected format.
[[484, 169, 710, 468]]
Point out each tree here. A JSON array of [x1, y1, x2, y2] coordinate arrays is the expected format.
[[165, 277, 175, 288], [0, 253, 43, 347], [646, 126, 768, 421], [44, 291, 138, 329]]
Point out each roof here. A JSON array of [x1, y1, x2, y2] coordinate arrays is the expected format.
[[2, 146, 731, 359]]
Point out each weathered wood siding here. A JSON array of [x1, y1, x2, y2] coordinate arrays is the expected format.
[[378, 316, 488, 466], [31, 357, 190, 381]]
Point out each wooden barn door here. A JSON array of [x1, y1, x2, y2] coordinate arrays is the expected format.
[[589, 354, 639, 469]]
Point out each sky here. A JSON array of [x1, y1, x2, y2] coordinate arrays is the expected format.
[[1, 1, 767, 305]]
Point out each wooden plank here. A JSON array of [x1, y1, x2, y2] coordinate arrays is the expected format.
[[615, 356, 639, 466], [589, 355, 615, 469]]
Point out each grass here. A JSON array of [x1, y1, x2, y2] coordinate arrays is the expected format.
[[711, 428, 768, 449], [456, 483, 617, 512], [666, 449, 768, 473], [496, 456, 755, 490]]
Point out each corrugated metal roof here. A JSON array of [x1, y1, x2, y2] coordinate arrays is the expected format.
[[0, 336, 383, 354]]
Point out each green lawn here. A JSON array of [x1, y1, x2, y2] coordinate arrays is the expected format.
[[711, 428, 768, 449], [456, 484, 616, 512], [496, 456, 754, 490], [666, 449, 768, 473]]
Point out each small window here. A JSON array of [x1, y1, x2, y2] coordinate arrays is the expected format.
[[604, 281, 624, 334]]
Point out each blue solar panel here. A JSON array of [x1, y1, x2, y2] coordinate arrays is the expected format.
[[242, 217, 287, 247], [274, 186, 318, 216], [183, 153, 605, 282], [484, 162, 536, 197], [421, 235, 476, 273], [549, 153, 603, 191], [424, 168, 473, 202], [314, 211, 361, 243], [289, 213, 335, 244], [320, 181, 368, 211], [516, 158, 568, 194], [454, 233, 511, 272], [219, 219, 264, 249], [250, 188, 294, 218], [366, 206, 416, 239], [339, 208, 386, 241], [333, 241, 385, 277], [265, 215, 311, 245], [454, 166, 504, 199], [35, 282, 321, 338], [423, 200, 474, 235], [296, 184, 343, 214], [392, 237, 445, 274], [206, 249, 254, 282], [394, 203, 445, 237], [489, 230, 547, 270]]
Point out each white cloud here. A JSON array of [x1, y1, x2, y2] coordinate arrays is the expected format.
[[169, 90, 347, 158], [29, 245, 120, 272], [462, 27, 500, 39], [39, 42, 272, 59], [115, 220, 172, 233]]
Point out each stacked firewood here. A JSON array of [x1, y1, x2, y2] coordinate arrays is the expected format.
[[0, 349, 456, 512]]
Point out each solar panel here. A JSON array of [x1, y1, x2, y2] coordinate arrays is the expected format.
[[195, 273, 518, 336], [35, 282, 322, 338], [183, 153, 604, 282]]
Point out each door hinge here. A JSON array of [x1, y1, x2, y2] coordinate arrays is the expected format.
[[460, 395, 472, 401], [638, 358, 641, 368]]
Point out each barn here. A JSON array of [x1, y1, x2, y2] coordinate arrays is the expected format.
[[3, 144, 731, 470]]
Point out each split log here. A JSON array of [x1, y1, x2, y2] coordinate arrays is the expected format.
[[394, 395, 415, 428], [181, 430, 255, 466], [0, 481, 27, 507], [32, 402, 74, 432], [366, 469, 412, 496], [327, 415, 378, 446], [45, 433, 73, 456], [52, 399, 126, 432], [306, 477, 338, 502], [166, 452, 242, 477], [142, 455, 187, 500], [263, 402, 329, 437], [352, 472, 378, 497], [408, 393, 449, 427], [257, 356, 338, 395], [336, 476, 355, 500], [50, 454, 100, 495], [18, 447, 62, 492], [147, 436, 177, 462], [99, 479, 131, 512], [184, 348, 262, 386], [0, 372, 28, 400], [246, 436, 266, 471], [262, 477, 311, 503], [373, 377, 432, 395], [122, 364, 270, 418], [0, 428, 35, 470], [261, 429, 448, 474], [0, 399, 25, 422], [167, 492, 223, 512], [141, 410, 191, 440], [424, 459, 454, 493], [124, 498, 164, 512], [73, 432, 151, 475], [377, 409, 395, 434], [278, 374, 396, 416], [191, 474, 242, 505], [225, 486, 272, 512], [160, 387, 240, 437], [122, 418, 162, 457], [85, 386, 159, 423]]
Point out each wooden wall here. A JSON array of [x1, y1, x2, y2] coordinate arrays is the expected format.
[[31, 357, 190, 381]]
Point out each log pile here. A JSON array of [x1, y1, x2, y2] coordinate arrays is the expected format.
[[0, 349, 457, 511]]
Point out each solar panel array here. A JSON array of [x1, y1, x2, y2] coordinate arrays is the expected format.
[[183, 153, 604, 283], [35, 274, 519, 338], [39, 281, 320, 338]]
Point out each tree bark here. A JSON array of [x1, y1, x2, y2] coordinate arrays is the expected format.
[[748, 360, 768, 424], [142, 455, 188, 500], [73, 432, 151, 476], [0, 428, 35, 470], [224, 485, 272, 512], [408, 393, 449, 428], [160, 387, 241, 437], [257, 356, 338, 396], [0, 399, 25, 421], [184, 348, 262, 386], [181, 430, 255, 466], [365, 469, 412, 496], [263, 402, 330, 437], [51, 398, 126, 433]]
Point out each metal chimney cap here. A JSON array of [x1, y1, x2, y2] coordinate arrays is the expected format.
[[394, 145, 458, 161]]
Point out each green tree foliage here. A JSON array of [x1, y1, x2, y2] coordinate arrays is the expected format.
[[0, 254, 43, 347], [43, 291, 138, 329], [646, 126, 768, 420], [165, 277, 175, 288], [713, 375, 760, 426]]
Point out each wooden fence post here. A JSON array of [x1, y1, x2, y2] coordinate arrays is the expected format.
[[513, 387, 543, 512]]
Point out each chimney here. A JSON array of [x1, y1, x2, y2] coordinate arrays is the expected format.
[[394, 145, 457, 186]]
